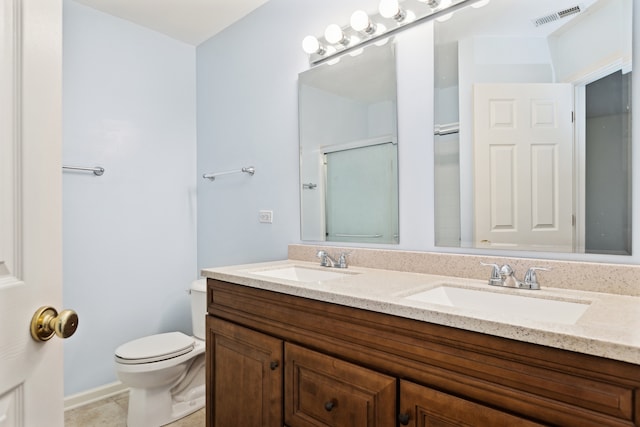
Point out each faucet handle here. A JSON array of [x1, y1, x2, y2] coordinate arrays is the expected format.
[[480, 262, 500, 278], [480, 262, 501, 285], [523, 267, 551, 289], [337, 252, 350, 268]]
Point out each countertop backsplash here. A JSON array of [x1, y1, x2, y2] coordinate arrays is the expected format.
[[288, 244, 640, 297]]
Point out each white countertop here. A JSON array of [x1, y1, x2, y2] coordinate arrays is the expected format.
[[202, 260, 640, 365]]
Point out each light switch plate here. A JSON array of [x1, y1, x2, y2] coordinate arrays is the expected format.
[[259, 210, 273, 223]]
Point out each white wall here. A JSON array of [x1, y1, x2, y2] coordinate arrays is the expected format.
[[63, 0, 197, 396], [549, 0, 632, 82]]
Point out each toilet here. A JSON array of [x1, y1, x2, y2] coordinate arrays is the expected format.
[[114, 279, 207, 427]]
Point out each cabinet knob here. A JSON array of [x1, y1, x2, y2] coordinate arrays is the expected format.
[[269, 360, 279, 370], [324, 400, 336, 412], [398, 413, 410, 425]]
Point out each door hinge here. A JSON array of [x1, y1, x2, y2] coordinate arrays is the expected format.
[[571, 111, 575, 123], [572, 214, 576, 226]]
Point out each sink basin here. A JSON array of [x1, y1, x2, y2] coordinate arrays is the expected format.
[[251, 266, 352, 283], [405, 285, 590, 325]]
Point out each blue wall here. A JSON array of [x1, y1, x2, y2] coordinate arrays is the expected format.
[[63, 0, 197, 395], [195, 0, 435, 271]]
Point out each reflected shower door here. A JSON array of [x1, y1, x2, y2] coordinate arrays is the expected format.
[[585, 70, 632, 254], [325, 142, 398, 244]]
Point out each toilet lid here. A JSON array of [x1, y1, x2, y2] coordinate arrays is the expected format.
[[115, 332, 195, 364]]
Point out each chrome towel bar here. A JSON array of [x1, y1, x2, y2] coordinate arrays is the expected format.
[[203, 166, 255, 181], [434, 122, 460, 136], [334, 233, 383, 238], [63, 165, 104, 176]]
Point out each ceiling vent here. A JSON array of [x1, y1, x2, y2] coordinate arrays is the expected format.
[[533, 4, 582, 27]]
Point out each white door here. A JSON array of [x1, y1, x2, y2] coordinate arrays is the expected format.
[[473, 83, 574, 252], [0, 0, 67, 426]]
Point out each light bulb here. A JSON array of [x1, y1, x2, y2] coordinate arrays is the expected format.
[[380, 0, 410, 22], [302, 35, 324, 55], [379, 0, 400, 19], [324, 24, 348, 45], [471, 0, 490, 8], [351, 10, 374, 33]]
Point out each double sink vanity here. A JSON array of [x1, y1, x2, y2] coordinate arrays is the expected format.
[[202, 246, 640, 426], [202, 0, 639, 423]]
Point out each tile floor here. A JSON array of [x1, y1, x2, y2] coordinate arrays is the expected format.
[[64, 392, 205, 427]]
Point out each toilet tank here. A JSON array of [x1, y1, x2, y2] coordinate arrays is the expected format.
[[190, 279, 207, 340]]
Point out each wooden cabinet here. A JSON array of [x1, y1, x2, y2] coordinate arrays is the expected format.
[[285, 343, 396, 427], [206, 316, 282, 427], [207, 279, 640, 427]]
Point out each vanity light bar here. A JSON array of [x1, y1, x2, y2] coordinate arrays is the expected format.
[[303, 0, 487, 66]]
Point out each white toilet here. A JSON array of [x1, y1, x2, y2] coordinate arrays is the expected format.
[[115, 279, 207, 427]]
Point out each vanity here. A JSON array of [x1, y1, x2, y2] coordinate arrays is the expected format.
[[202, 250, 640, 427]]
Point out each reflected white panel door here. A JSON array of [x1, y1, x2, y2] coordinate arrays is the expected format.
[[0, 0, 64, 426], [473, 84, 573, 251]]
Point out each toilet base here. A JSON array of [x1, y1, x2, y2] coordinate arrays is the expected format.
[[123, 351, 206, 427], [127, 384, 205, 427]]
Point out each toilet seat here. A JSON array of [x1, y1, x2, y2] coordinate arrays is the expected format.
[[115, 332, 195, 364]]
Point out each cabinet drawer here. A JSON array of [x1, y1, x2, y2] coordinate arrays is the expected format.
[[399, 380, 545, 427], [285, 343, 396, 427]]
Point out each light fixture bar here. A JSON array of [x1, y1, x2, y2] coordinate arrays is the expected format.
[[309, 0, 479, 66]]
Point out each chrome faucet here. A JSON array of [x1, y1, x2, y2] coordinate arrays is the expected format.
[[317, 250, 337, 267], [499, 264, 523, 288], [480, 263, 550, 290], [316, 250, 349, 268]]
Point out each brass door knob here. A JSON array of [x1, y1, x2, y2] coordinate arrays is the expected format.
[[30, 306, 79, 342]]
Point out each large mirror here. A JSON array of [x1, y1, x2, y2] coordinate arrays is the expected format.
[[299, 43, 399, 244], [434, 0, 633, 255]]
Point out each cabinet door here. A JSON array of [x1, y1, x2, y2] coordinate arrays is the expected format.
[[207, 317, 283, 427], [285, 343, 396, 427], [398, 380, 545, 427]]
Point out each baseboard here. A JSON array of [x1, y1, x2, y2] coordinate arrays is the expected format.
[[64, 381, 129, 411]]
